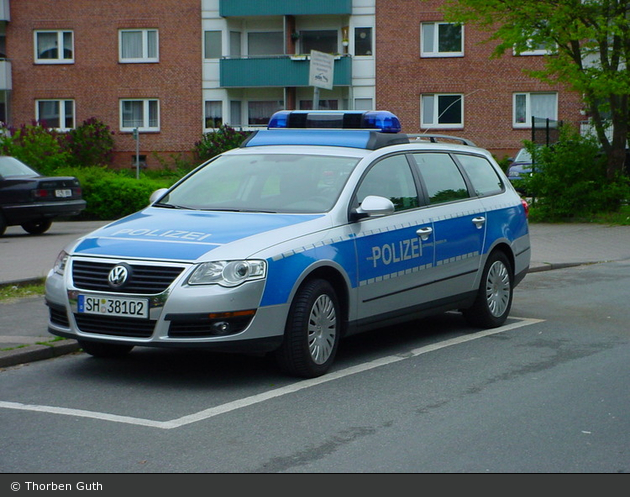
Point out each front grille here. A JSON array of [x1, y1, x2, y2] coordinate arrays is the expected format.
[[168, 315, 253, 338], [49, 305, 70, 327], [74, 314, 155, 338], [72, 260, 185, 294]]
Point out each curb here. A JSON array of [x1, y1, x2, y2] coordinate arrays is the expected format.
[[0, 340, 80, 368]]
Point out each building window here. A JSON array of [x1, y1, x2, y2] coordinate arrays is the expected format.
[[513, 92, 557, 127], [120, 99, 159, 131], [300, 30, 337, 55], [354, 98, 373, 111], [230, 101, 242, 126], [421, 22, 463, 57], [299, 100, 338, 110], [248, 32, 283, 56], [230, 31, 242, 58], [354, 27, 373, 56], [421, 94, 463, 128], [204, 31, 222, 59], [205, 101, 223, 129], [119, 29, 159, 63], [248, 101, 283, 126], [36, 100, 75, 130], [34, 31, 74, 63]]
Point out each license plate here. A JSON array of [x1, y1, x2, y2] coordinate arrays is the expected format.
[[55, 189, 72, 198], [77, 295, 149, 319]]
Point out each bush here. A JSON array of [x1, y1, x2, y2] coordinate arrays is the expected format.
[[195, 124, 250, 161], [57, 166, 172, 220], [519, 127, 630, 221], [0, 123, 70, 175], [64, 117, 115, 167]]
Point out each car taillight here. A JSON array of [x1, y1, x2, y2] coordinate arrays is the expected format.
[[521, 198, 529, 217], [32, 189, 50, 198]]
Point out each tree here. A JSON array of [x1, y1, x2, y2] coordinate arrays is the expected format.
[[441, 0, 630, 179]]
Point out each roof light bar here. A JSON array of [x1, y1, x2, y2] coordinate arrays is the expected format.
[[268, 110, 402, 133]]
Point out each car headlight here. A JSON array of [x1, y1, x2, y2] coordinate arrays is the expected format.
[[188, 260, 267, 287], [53, 250, 69, 276]]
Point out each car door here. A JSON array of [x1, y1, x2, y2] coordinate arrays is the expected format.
[[410, 152, 487, 301], [353, 153, 436, 323]]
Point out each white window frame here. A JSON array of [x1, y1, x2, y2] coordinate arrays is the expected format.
[[513, 92, 558, 128], [204, 100, 223, 130], [421, 22, 464, 58], [120, 99, 160, 132], [36, 99, 75, 131], [119, 29, 159, 63], [34, 30, 74, 64], [421, 93, 464, 129]]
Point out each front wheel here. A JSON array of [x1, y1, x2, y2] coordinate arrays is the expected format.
[[275, 279, 340, 378], [463, 251, 513, 328], [79, 340, 134, 358]]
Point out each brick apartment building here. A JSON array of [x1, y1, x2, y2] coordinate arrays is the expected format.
[[1, 0, 583, 168]]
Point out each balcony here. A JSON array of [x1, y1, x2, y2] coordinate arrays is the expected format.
[[220, 56, 351, 88], [219, 0, 351, 17], [0, 60, 11, 90]]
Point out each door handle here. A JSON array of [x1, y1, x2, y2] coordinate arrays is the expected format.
[[416, 227, 433, 241], [472, 216, 486, 229]]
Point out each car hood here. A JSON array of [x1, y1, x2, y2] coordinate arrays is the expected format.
[[71, 207, 324, 261]]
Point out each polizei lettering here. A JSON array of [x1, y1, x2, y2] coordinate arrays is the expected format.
[[369, 237, 422, 267], [112, 228, 212, 241]]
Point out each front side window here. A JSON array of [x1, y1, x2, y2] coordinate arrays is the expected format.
[[421, 22, 463, 57], [356, 155, 419, 212], [35, 31, 74, 63], [412, 153, 469, 204], [36, 99, 75, 130], [120, 99, 159, 131], [205, 101, 223, 129], [421, 94, 463, 128], [513, 92, 557, 127], [119, 29, 159, 63]]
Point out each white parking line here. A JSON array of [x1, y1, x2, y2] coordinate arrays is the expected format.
[[0, 317, 544, 430]]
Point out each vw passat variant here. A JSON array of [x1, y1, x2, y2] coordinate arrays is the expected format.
[[45, 111, 531, 378]]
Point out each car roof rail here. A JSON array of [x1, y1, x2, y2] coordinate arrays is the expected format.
[[407, 134, 477, 147]]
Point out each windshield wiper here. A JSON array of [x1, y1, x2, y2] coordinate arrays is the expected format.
[[153, 202, 193, 210]]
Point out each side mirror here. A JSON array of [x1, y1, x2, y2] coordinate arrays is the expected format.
[[149, 188, 169, 204], [350, 195, 395, 221]]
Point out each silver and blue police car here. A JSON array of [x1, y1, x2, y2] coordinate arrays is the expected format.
[[45, 111, 530, 378]]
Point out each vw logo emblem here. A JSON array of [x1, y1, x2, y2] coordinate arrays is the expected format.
[[108, 263, 131, 289]]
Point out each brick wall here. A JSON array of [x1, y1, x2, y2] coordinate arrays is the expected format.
[[375, 0, 584, 158], [6, 0, 202, 168]]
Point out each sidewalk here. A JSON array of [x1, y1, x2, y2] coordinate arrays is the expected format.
[[2, 221, 630, 368]]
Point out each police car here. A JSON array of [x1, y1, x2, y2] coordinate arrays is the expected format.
[[45, 111, 531, 378]]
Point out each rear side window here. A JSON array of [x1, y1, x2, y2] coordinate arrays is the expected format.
[[411, 153, 469, 204], [455, 154, 504, 196]]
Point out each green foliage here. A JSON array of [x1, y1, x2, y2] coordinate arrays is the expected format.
[[195, 124, 250, 161], [520, 127, 630, 221], [0, 123, 70, 175], [64, 117, 115, 167], [57, 166, 172, 220]]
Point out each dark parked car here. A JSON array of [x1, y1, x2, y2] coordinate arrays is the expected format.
[[0, 156, 86, 236]]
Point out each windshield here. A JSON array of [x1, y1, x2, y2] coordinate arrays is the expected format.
[[158, 153, 359, 214], [513, 148, 532, 163], [0, 156, 39, 177]]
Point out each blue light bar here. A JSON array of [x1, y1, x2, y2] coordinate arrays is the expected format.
[[268, 110, 402, 133]]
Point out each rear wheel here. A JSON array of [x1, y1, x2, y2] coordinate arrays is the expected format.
[[275, 279, 340, 378], [0, 214, 6, 236], [78, 340, 134, 358], [463, 251, 513, 328], [22, 219, 53, 235]]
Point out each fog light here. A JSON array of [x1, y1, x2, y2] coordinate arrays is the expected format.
[[212, 321, 231, 335]]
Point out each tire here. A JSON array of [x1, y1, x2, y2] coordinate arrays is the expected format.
[[21, 219, 53, 235], [79, 340, 134, 358], [275, 279, 340, 378], [463, 251, 513, 328], [0, 214, 6, 236]]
